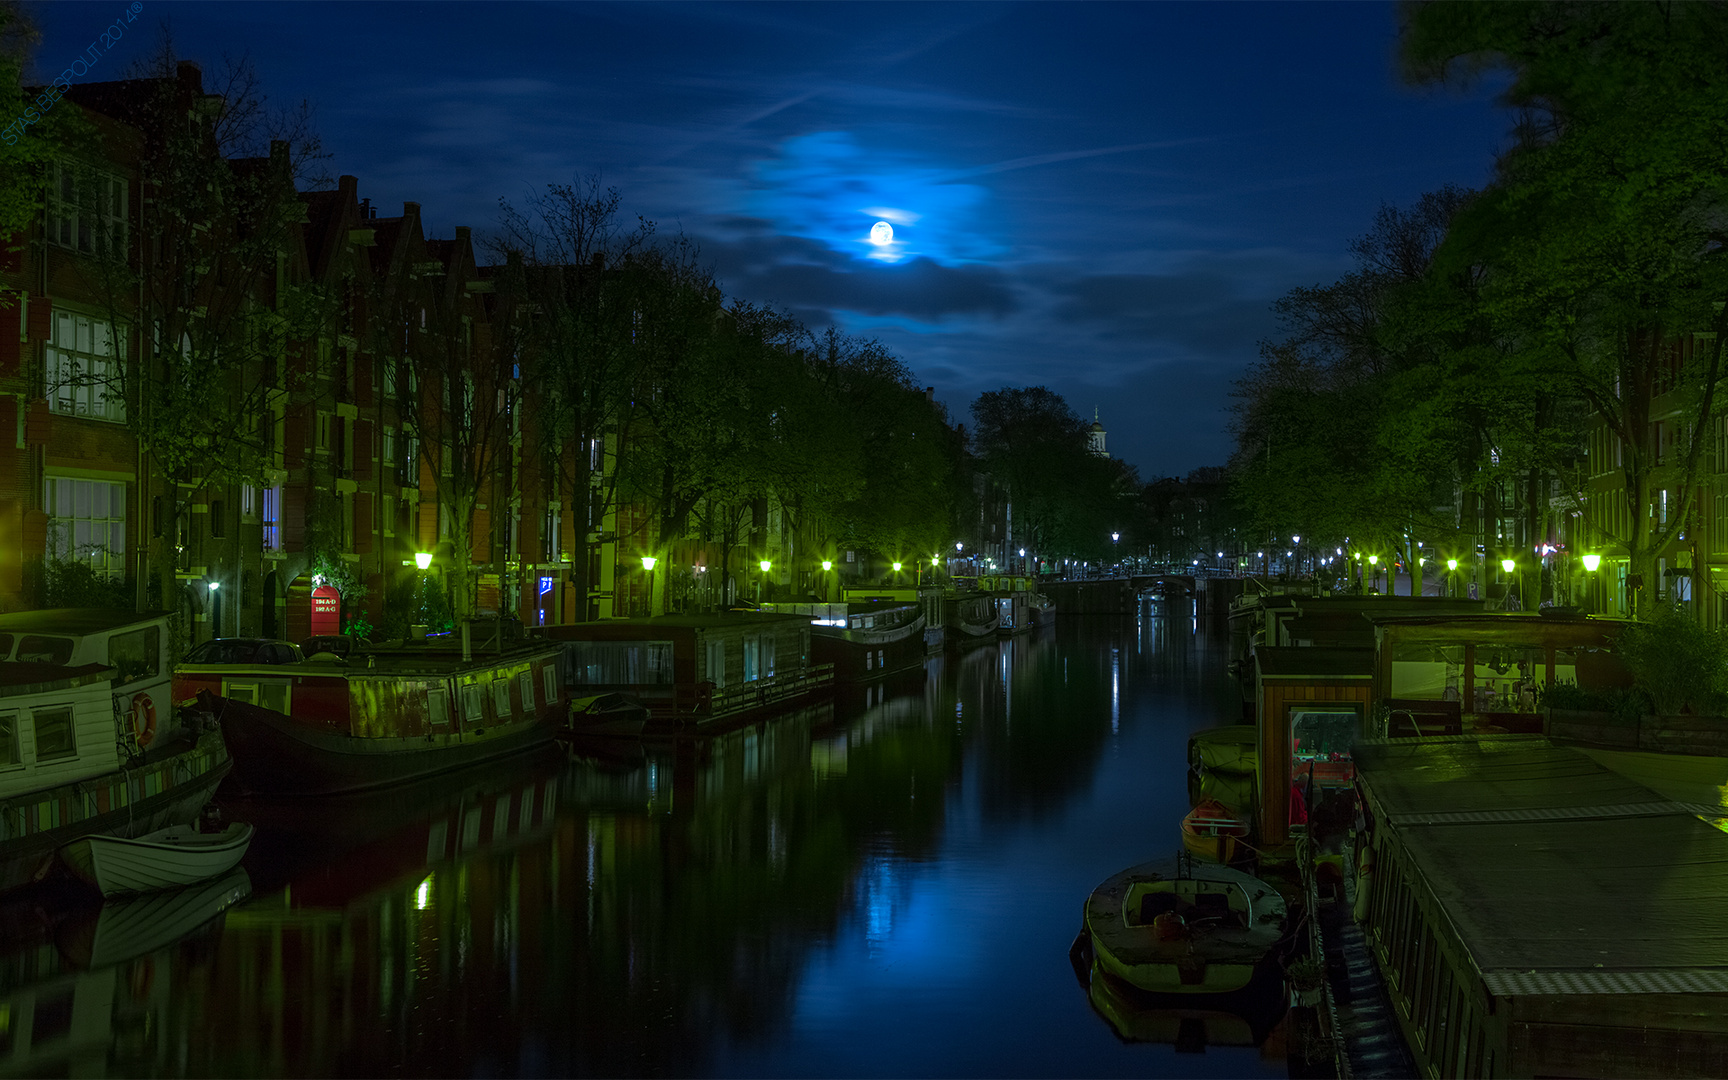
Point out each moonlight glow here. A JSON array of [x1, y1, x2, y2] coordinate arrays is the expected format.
[[870, 221, 894, 246]]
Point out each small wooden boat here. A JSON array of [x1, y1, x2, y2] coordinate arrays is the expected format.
[[1081, 857, 1288, 996], [60, 822, 254, 897], [1188, 725, 1258, 775], [1182, 799, 1251, 864], [57, 867, 252, 969], [564, 692, 649, 738]]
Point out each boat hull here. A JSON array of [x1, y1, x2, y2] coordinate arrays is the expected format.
[[0, 729, 230, 896], [811, 614, 927, 683], [60, 822, 253, 897], [216, 696, 555, 795], [1181, 800, 1251, 865], [1084, 858, 1289, 997]]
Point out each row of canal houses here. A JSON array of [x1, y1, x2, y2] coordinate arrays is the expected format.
[[1225, 590, 1728, 1079], [0, 60, 1015, 653]]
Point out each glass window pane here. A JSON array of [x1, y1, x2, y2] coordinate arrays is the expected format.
[[31, 706, 76, 760]]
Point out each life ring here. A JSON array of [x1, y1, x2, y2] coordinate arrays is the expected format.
[[130, 692, 157, 748]]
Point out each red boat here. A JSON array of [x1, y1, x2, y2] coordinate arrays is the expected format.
[[1181, 799, 1251, 864], [174, 636, 566, 795]]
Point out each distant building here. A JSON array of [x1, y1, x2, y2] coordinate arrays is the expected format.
[[1088, 409, 1108, 458]]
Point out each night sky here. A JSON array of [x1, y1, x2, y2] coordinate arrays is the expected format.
[[27, 1, 1509, 479]]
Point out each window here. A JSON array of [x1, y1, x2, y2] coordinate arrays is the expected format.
[[49, 162, 126, 255], [44, 477, 126, 576], [0, 711, 17, 767], [519, 670, 536, 711], [15, 636, 73, 664], [567, 642, 673, 685], [743, 636, 760, 682], [461, 683, 484, 723], [31, 705, 76, 761], [210, 499, 226, 539], [492, 677, 511, 719], [261, 486, 281, 551], [108, 625, 159, 686], [428, 686, 449, 727], [706, 639, 726, 688], [241, 485, 259, 523], [544, 506, 560, 561], [542, 664, 557, 704], [47, 311, 126, 422]]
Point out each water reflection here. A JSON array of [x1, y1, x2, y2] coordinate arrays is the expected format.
[[48, 614, 1279, 1077]]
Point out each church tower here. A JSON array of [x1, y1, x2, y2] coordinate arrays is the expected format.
[[1088, 408, 1108, 458]]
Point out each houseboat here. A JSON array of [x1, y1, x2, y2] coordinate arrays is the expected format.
[[945, 588, 1000, 650], [534, 612, 833, 732], [978, 575, 1046, 637], [1354, 734, 1728, 1078], [755, 594, 927, 683], [0, 611, 231, 895], [173, 630, 566, 795]]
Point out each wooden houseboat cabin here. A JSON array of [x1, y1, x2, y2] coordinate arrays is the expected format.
[[173, 636, 566, 795], [756, 592, 927, 683], [535, 613, 832, 728], [1354, 735, 1728, 1078], [1252, 646, 1374, 847]]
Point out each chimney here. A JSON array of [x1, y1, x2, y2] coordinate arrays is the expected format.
[[403, 201, 420, 222], [455, 226, 471, 244]]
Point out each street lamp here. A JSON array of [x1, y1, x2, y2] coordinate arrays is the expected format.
[[1581, 553, 1601, 572], [415, 551, 434, 571], [758, 559, 772, 603], [641, 555, 658, 617]]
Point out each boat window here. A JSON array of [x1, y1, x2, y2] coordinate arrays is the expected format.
[[568, 642, 674, 685], [429, 687, 450, 727], [762, 636, 776, 679], [108, 624, 161, 685], [0, 711, 17, 767], [259, 681, 290, 714], [493, 677, 512, 719], [1390, 642, 1465, 699], [224, 682, 259, 705], [542, 664, 557, 705], [743, 637, 760, 682], [16, 635, 72, 665], [461, 684, 485, 724], [31, 704, 77, 761], [705, 640, 726, 689], [1291, 707, 1360, 789], [0, 633, 11, 659], [520, 671, 536, 711]]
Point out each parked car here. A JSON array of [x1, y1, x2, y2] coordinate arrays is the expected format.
[[181, 638, 305, 665], [301, 634, 367, 660]]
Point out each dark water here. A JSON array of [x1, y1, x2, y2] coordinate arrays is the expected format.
[[0, 610, 1288, 1077]]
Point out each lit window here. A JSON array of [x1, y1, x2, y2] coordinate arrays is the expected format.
[[44, 476, 126, 576], [46, 311, 126, 422], [261, 486, 281, 551]]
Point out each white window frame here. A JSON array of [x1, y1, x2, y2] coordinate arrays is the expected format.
[[49, 161, 127, 255], [47, 310, 127, 423], [44, 476, 127, 576]]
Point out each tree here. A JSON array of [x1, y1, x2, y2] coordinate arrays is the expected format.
[[1405, 0, 1728, 615], [970, 386, 1125, 562]]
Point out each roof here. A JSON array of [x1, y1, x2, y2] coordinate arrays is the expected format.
[[1368, 612, 1629, 648], [0, 609, 170, 635], [1357, 735, 1728, 992], [1255, 646, 1373, 678], [0, 662, 115, 696]]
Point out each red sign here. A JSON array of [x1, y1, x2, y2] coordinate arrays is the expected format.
[[310, 584, 341, 636]]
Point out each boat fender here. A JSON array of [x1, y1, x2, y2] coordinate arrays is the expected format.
[[1352, 850, 1373, 924], [1153, 912, 1187, 941], [130, 692, 158, 748]]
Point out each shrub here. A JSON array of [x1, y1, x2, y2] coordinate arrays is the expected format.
[[1616, 602, 1728, 715]]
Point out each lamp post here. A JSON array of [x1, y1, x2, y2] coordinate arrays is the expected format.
[[758, 559, 772, 603], [641, 555, 658, 617], [821, 559, 833, 602], [1581, 552, 1600, 613], [1111, 532, 1120, 575], [207, 580, 221, 639], [1368, 553, 1379, 593]]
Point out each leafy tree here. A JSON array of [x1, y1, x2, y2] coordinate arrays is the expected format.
[[970, 386, 1125, 562], [1404, 1, 1728, 614]]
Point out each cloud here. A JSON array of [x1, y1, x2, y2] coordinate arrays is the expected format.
[[748, 257, 1018, 321], [1051, 271, 1279, 354]]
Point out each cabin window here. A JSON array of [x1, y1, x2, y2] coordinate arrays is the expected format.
[[1290, 707, 1360, 790], [224, 682, 258, 705], [428, 687, 450, 727], [493, 678, 512, 719], [0, 711, 18, 768], [31, 705, 77, 761], [16, 636, 73, 665], [0, 633, 11, 659], [542, 665, 557, 705], [743, 637, 761, 682], [108, 624, 160, 685], [567, 642, 673, 685], [461, 684, 485, 724], [519, 671, 536, 711], [762, 636, 776, 678], [259, 681, 290, 714], [705, 640, 726, 689]]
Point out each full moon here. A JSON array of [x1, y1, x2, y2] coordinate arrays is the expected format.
[[869, 220, 894, 246]]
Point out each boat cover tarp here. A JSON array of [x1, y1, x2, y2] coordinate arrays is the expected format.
[[1357, 735, 1728, 990]]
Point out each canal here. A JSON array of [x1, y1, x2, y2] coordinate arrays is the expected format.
[[2, 608, 1287, 1077]]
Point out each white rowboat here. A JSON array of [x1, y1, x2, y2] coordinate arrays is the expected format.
[[59, 822, 254, 897]]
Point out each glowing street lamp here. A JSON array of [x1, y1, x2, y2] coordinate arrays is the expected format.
[[1501, 558, 1516, 574], [415, 551, 434, 571], [821, 560, 833, 571], [1581, 553, 1601, 572]]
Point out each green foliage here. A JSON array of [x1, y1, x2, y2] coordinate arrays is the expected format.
[[1535, 680, 1651, 725], [342, 614, 373, 641], [376, 575, 416, 642], [21, 556, 132, 610], [1615, 602, 1728, 716]]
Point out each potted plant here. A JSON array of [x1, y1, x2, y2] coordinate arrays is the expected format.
[[1287, 954, 1326, 1006]]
